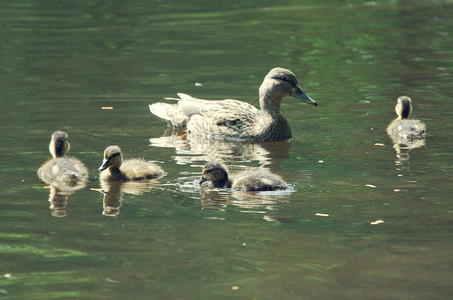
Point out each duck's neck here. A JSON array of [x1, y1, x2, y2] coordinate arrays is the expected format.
[[212, 176, 232, 188], [259, 89, 284, 116], [256, 90, 292, 141], [108, 166, 123, 176]]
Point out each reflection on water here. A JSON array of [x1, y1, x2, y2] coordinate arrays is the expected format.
[[150, 128, 291, 169], [391, 139, 426, 162], [39, 170, 87, 217], [200, 188, 294, 222], [98, 180, 160, 216], [45, 185, 72, 217], [2, 0, 453, 298]]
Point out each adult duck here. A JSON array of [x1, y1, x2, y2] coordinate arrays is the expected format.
[[149, 67, 317, 142]]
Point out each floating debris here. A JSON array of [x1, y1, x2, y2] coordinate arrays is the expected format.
[[374, 143, 385, 147], [232, 286, 239, 290], [315, 213, 329, 217], [365, 184, 377, 188], [318, 160, 324, 163], [102, 107, 113, 110], [371, 220, 384, 225], [195, 82, 202, 86]]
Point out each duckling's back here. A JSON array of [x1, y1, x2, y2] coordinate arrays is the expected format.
[[387, 119, 426, 142], [232, 170, 288, 191], [38, 157, 88, 189], [119, 158, 165, 180]]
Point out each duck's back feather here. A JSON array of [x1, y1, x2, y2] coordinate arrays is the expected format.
[[38, 157, 88, 189], [150, 93, 261, 137], [113, 159, 164, 181], [232, 170, 288, 191], [387, 119, 426, 141]]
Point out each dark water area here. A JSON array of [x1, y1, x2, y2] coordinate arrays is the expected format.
[[1, 0, 453, 299]]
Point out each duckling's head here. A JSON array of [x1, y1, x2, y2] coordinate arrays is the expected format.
[[395, 96, 412, 119], [99, 145, 123, 171], [49, 131, 70, 158], [260, 67, 317, 107], [199, 160, 229, 187]]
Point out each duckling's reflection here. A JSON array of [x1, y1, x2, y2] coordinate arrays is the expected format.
[[46, 186, 70, 217], [98, 180, 158, 216], [200, 190, 229, 211], [42, 180, 86, 217], [200, 187, 294, 223], [150, 128, 291, 170], [390, 138, 426, 163]]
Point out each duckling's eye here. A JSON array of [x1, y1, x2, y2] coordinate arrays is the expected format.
[[279, 77, 288, 82], [108, 152, 121, 160]]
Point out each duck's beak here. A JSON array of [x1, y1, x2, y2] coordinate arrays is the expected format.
[[99, 158, 110, 172], [199, 176, 207, 186], [291, 85, 317, 106]]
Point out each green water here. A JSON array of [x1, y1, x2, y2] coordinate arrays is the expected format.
[[1, 0, 453, 299]]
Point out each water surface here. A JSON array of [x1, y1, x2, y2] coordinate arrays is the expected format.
[[1, 0, 453, 299]]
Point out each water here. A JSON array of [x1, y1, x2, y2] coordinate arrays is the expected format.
[[1, 0, 453, 299]]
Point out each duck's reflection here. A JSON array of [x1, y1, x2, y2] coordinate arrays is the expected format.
[[98, 180, 159, 216], [390, 138, 426, 163], [41, 180, 86, 217], [199, 186, 294, 222], [149, 128, 291, 170]]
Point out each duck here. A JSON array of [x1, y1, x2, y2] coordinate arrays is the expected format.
[[199, 160, 289, 191], [149, 67, 317, 142], [98, 145, 165, 181], [37, 131, 88, 189], [386, 96, 426, 141]]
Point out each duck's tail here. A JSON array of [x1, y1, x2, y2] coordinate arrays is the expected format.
[[149, 103, 189, 129], [149, 103, 171, 120]]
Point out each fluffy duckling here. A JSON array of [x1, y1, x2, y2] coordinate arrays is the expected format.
[[387, 96, 426, 141], [38, 131, 88, 189], [149, 67, 317, 142], [199, 160, 288, 191], [99, 145, 165, 181]]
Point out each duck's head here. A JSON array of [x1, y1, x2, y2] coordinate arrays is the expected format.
[[199, 160, 229, 186], [395, 96, 412, 119], [49, 131, 70, 158], [260, 67, 317, 107], [99, 145, 123, 171]]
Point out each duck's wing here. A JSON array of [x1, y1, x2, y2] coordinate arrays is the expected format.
[[186, 98, 261, 139], [150, 93, 260, 134], [149, 93, 223, 128]]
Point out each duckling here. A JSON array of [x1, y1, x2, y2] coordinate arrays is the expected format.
[[99, 145, 165, 181], [38, 131, 88, 189], [386, 96, 426, 141], [199, 160, 288, 191], [149, 67, 317, 142]]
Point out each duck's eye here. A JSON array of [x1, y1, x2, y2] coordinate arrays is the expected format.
[[108, 152, 121, 160], [279, 77, 288, 82]]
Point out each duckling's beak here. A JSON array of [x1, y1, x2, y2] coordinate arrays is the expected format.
[[291, 85, 317, 106], [199, 176, 207, 186], [99, 158, 110, 172]]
